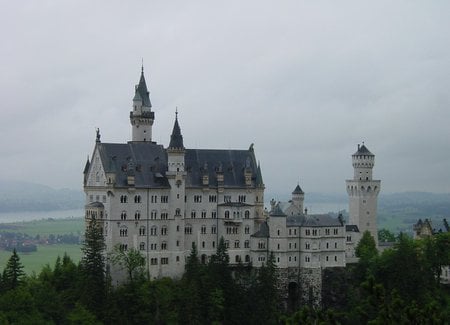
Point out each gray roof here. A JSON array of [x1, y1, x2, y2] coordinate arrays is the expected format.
[[432, 219, 449, 234], [270, 204, 286, 217], [168, 114, 184, 149], [94, 142, 259, 189], [346, 225, 360, 232], [292, 184, 304, 194], [285, 213, 343, 227], [135, 69, 152, 107], [252, 222, 269, 238], [353, 144, 374, 156]]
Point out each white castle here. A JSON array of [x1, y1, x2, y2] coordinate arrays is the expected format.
[[83, 67, 380, 302]]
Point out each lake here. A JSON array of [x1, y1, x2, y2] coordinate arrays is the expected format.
[[0, 209, 84, 223]]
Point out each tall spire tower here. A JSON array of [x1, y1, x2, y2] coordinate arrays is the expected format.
[[346, 143, 381, 245], [130, 66, 155, 142]]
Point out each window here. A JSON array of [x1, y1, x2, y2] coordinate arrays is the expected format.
[[151, 195, 158, 203], [176, 256, 180, 262], [139, 226, 145, 236], [305, 243, 310, 249], [258, 256, 266, 262], [326, 256, 329, 261], [134, 195, 141, 203], [191, 211, 196, 219], [277, 243, 280, 250], [202, 241, 205, 248], [151, 226, 157, 236], [312, 229, 318, 236], [151, 210, 157, 219], [194, 195, 202, 203], [176, 240, 179, 247], [334, 255, 338, 262], [161, 242, 167, 250], [175, 208, 181, 216], [161, 212, 168, 220], [120, 195, 128, 203], [201, 210, 207, 219], [225, 211, 230, 219], [150, 243, 157, 250], [139, 242, 145, 250], [212, 241, 215, 248], [305, 229, 310, 236], [333, 228, 339, 235], [277, 229, 281, 236], [150, 258, 158, 265], [234, 240, 240, 248], [334, 242, 337, 249], [325, 229, 330, 235], [211, 211, 217, 219], [289, 243, 292, 249], [326, 242, 329, 249], [121, 211, 127, 220], [235, 255, 241, 263], [225, 240, 230, 248], [346, 236, 352, 242], [289, 229, 292, 236], [244, 240, 250, 248], [185, 225, 192, 235], [161, 226, 168, 236], [161, 257, 168, 265], [245, 226, 250, 234], [294, 229, 297, 235], [224, 195, 231, 203], [119, 228, 128, 237], [238, 195, 246, 203], [244, 210, 250, 219], [161, 195, 168, 203], [209, 195, 217, 203], [305, 256, 310, 262], [201, 225, 207, 234], [211, 225, 217, 234], [135, 211, 141, 220], [258, 241, 266, 249], [120, 244, 128, 251]]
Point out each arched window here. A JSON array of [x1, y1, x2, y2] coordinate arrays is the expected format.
[[139, 242, 145, 250], [139, 226, 145, 236], [245, 210, 250, 219], [121, 211, 127, 220], [225, 211, 230, 219], [151, 226, 157, 236]]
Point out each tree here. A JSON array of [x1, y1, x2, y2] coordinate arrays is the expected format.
[[378, 228, 396, 242], [355, 231, 378, 261], [110, 245, 146, 282], [2, 248, 25, 290], [80, 217, 106, 317]]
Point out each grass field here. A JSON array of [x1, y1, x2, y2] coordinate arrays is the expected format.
[[0, 244, 82, 275], [0, 217, 84, 237], [0, 217, 85, 274]]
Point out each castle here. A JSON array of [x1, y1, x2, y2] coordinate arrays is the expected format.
[[83, 67, 380, 303]]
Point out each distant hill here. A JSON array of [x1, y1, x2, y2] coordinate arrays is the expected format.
[[0, 180, 84, 212]]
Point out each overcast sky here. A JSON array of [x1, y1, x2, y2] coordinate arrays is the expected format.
[[1, 1, 449, 198]]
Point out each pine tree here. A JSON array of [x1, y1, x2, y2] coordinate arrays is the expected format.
[[2, 248, 25, 290], [80, 217, 106, 317]]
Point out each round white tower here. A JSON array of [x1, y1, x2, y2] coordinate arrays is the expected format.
[[130, 67, 154, 142], [346, 143, 381, 245]]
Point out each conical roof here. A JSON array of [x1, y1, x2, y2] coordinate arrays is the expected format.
[[292, 184, 304, 194], [353, 143, 374, 156], [135, 68, 152, 107], [169, 113, 184, 149]]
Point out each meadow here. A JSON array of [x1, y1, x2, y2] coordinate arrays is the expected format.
[[0, 217, 84, 274]]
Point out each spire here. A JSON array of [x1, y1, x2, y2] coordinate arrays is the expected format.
[[256, 161, 264, 186], [292, 184, 304, 194], [83, 155, 90, 174], [135, 66, 152, 107], [168, 110, 184, 149]]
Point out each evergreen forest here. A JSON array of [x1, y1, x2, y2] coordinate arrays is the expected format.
[[0, 218, 450, 324]]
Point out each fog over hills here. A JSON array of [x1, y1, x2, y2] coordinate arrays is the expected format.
[[1, 181, 450, 227], [0, 180, 84, 212]]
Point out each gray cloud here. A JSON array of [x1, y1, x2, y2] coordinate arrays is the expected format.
[[1, 1, 449, 197]]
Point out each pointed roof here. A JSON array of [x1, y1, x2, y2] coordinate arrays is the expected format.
[[292, 184, 304, 195], [134, 67, 152, 107], [256, 162, 264, 186], [83, 156, 90, 174], [168, 111, 184, 149], [353, 143, 374, 156]]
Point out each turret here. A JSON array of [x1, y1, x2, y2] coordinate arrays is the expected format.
[[130, 66, 155, 142], [291, 184, 304, 212], [346, 143, 381, 246]]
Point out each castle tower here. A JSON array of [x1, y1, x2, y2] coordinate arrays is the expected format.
[[291, 184, 304, 212], [346, 143, 381, 245], [130, 66, 155, 142]]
